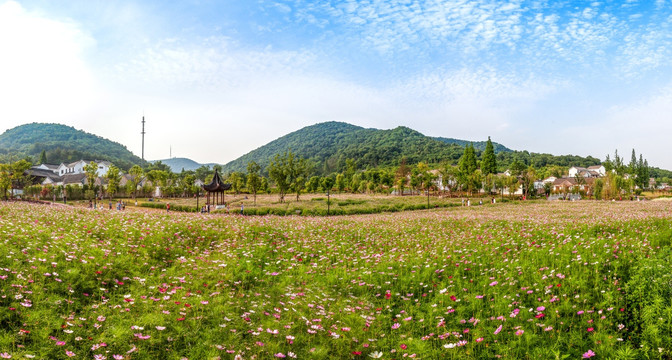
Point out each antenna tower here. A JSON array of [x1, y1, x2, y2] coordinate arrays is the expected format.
[[141, 115, 146, 161]]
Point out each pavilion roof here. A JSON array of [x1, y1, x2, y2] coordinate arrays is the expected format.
[[202, 170, 232, 192]]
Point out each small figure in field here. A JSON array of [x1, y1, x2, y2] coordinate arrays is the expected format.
[[122, 201, 126, 211], [88, 200, 92, 208], [166, 203, 170, 212], [467, 199, 471, 207], [240, 203, 244, 215], [109, 201, 112, 210], [479, 199, 483, 205]]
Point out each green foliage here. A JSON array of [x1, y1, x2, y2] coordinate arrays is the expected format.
[[105, 165, 121, 199], [481, 137, 497, 175], [0, 123, 147, 170]]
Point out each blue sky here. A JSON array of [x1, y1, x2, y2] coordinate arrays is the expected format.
[[1, 0, 672, 169]]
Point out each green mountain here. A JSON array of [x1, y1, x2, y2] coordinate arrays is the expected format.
[[221, 121, 512, 174], [0, 123, 147, 170]]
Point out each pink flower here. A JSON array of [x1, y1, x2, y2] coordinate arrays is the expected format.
[[274, 353, 286, 358], [515, 329, 524, 336], [489, 281, 498, 286], [0, 353, 11, 359], [400, 344, 407, 350], [577, 311, 584, 315], [587, 327, 594, 332], [392, 323, 401, 329], [65, 350, 76, 357], [583, 349, 596, 358], [494, 325, 502, 335], [476, 337, 484, 342]]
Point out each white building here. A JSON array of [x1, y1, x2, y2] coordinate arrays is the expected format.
[[56, 160, 112, 177]]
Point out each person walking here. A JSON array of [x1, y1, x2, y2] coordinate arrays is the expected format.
[[240, 203, 244, 215], [166, 203, 170, 213]]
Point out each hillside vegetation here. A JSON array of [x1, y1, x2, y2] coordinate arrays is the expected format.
[[220, 121, 606, 175], [0, 123, 147, 170], [221, 122, 511, 174]]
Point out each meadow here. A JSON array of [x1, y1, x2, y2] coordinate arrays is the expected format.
[[132, 193, 494, 216], [0, 201, 670, 359]]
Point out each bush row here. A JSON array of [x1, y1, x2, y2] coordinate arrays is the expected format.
[[138, 202, 199, 213]]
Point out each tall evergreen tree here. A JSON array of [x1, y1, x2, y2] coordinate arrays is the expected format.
[[629, 149, 637, 175], [481, 137, 497, 175], [39, 150, 47, 164], [458, 144, 478, 193], [458, 144, 478, 175]]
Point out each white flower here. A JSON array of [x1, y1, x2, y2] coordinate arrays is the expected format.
[[444, 343, 456, 349], [369, 351, 383, 358]]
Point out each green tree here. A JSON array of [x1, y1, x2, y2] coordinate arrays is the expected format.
[[195, 165, 211, 181], [105, 165, 121, 200], [481, 137, 497, 175], [246, 161, 262, 205], [629, 149, 637, 176], [335, 173, 346, 193], [506, 175, 520, 198], [83, 162, 98, 200], [321, 176, 335, 193], [39, 150, 47, 164], [128, 165, 144, 200], [458, 144, 478, 194], [228, 172, 245, 195], [593, 178, 604, 200], [440, 164, 458, 196], [260, 177, 269, 195], [0, 163, 10, 199], [180, 174, 196, 197], [395, 157, 410, 196], [267, 151, 294, 203], [291, 157, 310, 201], [306, 176, 321, 193]]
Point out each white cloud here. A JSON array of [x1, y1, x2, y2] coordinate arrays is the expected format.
[[0, 1, 100, 127]]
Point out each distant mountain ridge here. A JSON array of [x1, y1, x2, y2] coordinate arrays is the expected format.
[[150, 157, 220, 172], [0, 123, 146, 170]]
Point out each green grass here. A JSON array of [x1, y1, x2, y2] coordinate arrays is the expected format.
[[0, 201, 670, 359]]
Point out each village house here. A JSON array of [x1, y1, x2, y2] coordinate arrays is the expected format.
[[568, 165, 605, 178], [552, 176, 596, 195], [28, 160, 114, 187]]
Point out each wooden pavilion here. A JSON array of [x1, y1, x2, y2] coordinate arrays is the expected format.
[[202, 170, 232, 208]]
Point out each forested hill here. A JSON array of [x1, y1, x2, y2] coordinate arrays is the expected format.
[[0, 123, 146, 170], [222, 121, 521, 175]]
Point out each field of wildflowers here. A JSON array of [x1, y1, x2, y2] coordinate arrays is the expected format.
[[0, 201, 670, 359]]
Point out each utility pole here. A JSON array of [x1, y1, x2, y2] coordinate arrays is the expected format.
[[141, 115, 146, 161]]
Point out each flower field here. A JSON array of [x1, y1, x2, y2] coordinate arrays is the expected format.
[[0, 201, 671, 359]]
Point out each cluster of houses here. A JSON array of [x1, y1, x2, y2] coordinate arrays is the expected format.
[[429, 164, 668, 199], [27, 160, 152, 195], [541, 165, 607, 195]]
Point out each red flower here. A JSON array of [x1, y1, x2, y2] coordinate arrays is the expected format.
[[587, 327, 594, 332], [352, 351, 362, 355]]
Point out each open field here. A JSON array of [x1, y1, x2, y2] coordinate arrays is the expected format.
[[0, 201, 671, 359], [130, 193, 511, 216]]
